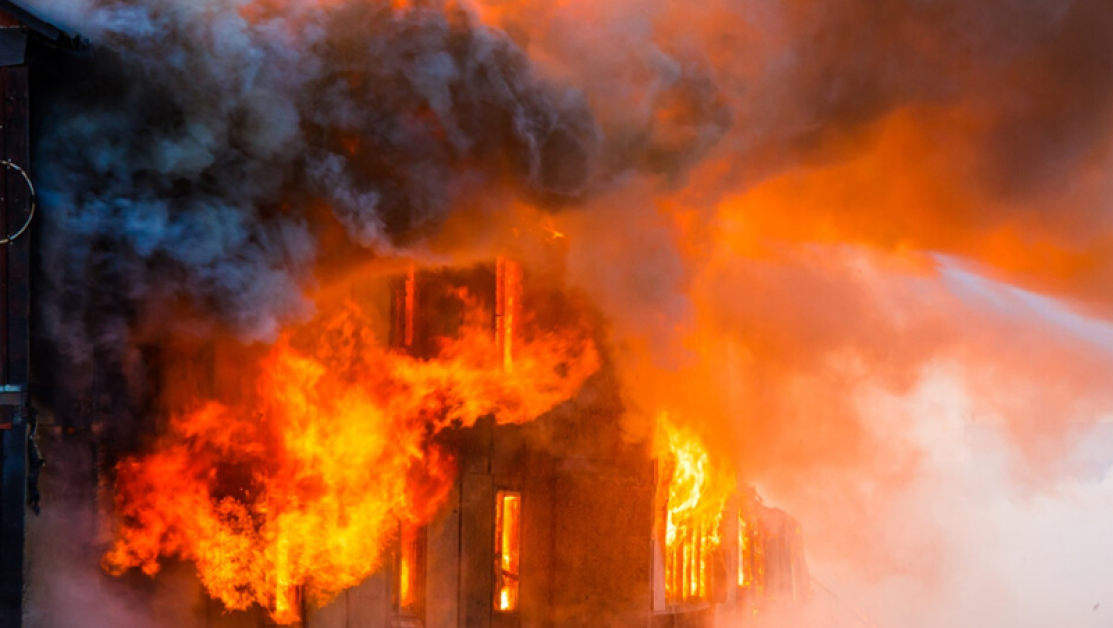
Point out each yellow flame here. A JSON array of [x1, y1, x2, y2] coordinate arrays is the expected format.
[[103, 299, 597, 623], [659, 411, 734, 604], [495, 491, 520, 612], [738, 517, 749, 587]]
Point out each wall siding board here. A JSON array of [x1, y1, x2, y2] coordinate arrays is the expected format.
[[425, 476, 461, 628], [459, 472, 493, 628]]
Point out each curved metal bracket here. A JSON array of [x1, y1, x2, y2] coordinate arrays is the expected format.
[[0, 160, 35, 245]]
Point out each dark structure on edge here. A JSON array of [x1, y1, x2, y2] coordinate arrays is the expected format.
[[0, 2, 83, 626]]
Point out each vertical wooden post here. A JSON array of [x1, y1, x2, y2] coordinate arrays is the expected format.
[[0, 62, 30, 628]]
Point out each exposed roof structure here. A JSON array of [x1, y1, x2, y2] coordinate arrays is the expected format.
[[0, 0, 86, 51]]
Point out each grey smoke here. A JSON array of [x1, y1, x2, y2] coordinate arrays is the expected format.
[[34, 0, 612, 362]]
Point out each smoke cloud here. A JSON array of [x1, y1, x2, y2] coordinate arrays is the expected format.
[[22, 0, 1113, 626], [35, 0, 606, 363]]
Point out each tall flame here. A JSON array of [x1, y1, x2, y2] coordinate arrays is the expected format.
[[659, 412, 735, 604], [103, 297, 598, 623]]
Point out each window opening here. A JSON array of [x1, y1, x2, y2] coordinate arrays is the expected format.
[[393, 522, 425, 623], [495, 490, 521, 612]]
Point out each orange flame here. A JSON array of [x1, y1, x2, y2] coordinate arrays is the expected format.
[[104, 298, 598, 623], [658, 412, 735, 604], [397, 524, 419, 611]]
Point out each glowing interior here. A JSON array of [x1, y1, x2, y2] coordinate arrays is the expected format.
[[495, 491, 521, 612]]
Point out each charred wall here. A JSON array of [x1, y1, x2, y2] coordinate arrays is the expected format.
[[411, 262, 655, 628], [24, 256, 808, 628]]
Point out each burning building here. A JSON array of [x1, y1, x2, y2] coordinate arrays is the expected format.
[[3, 0, 1111, 627], [0, 1, 826, 627], [31, 258, 809, 628]]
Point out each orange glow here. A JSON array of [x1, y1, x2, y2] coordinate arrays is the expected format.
[[495, 490, 521, 612], [103, 296, 597, 624], [496, 257, 522, 372], [404, 264, 415, 348], [658, 412, 735, 605], [738, 515, 750, 588], [397, 524, 419, 611]]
